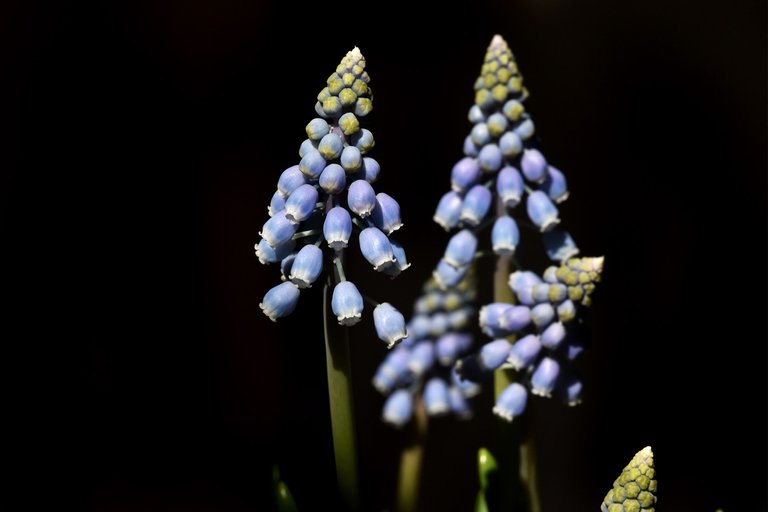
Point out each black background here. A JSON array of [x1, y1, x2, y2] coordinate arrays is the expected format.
[[4, 0, 766, 511]]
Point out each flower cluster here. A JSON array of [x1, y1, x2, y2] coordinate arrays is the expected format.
[[601, 446, 657, 512], [458, 256, 603, 420], [429, 35, 604, 422], [256, 47, 409, 346], [372, 272, 481, 427]]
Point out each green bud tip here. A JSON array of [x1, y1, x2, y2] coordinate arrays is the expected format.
[[601, 446, 657, 512]]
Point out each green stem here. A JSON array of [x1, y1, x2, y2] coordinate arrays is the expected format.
[[493, 199, 540, 512], [396, 394, 428, 512], [323, 281, 360, 511]]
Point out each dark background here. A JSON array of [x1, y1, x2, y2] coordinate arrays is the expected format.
[[4, 0, 766, 511]]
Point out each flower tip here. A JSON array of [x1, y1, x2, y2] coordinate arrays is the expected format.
[[351, 46, 362, 58], [637, 445, 653, 460], [490, 34, 506, 49]]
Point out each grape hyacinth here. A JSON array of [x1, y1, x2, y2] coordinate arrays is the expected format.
[[373, 272, 480, 427], [429, 35, 605, 422], [255, 47, 409, 347], [600, 446, 657, 512]]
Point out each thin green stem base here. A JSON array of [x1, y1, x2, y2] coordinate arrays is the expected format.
[[323, 282, 360, 511], [396, 395, 428, 512]]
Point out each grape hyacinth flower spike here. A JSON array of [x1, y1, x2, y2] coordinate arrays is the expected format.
[[254, 47, 411, 511], [255, 46, 409, 347], [600, 446, 657, 512], [373, 271, 480, 428], [424, 34, 605, 424]]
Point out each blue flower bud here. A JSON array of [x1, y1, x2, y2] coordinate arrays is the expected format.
[[514, 117, 535, 140], [373, 303, 408, 348], [451, 157, 482, 193], [460, 185, 492, 226], [563, 335, 585, 361], [556, 299, 577, 323], [299, 149, 326, 179], [496, 166, 524, 207], [531, 303, 556, 328], [433, 259, 469, 290], [448, 386, 473, 419], [491, 215, 520, 256], [359, 157, 380, 183], [543, 266, 558, 283], [305, 117, 330, 141], [463, 135, 479, 157], [407, 314, 431, 340], [532, 283, 552, 303], [531, 357, 560, 397], [299, 138, 318, 158], [478, 143, 503, 172], [424, 378, 450, 416], [382, 389, 413, 428], [260, 213, 298, 248], [468, 105, 485, 123], [558, 374, 583, 406], [487, 112, 508, 137], [429, 312, 450, 338], [408, 340, 435, 377], [383, 239, 410, 278], [509, 270, 543, 295], [352, 128, 374, 153], [268, 190, 285, 217], [284, 184, 318, 224], [502, 305, 532, 332], [507, 334, 542, 370], [318, 132, 344, 160], [499, 131, 523, 157], [451, 366, 481, 398], [521, 149, 548, 184], [340, 145, 362, 172], [373, 347, 411, 393], [541, 165, 569, 203], [503, 99, 524, 121], [319, 163, 347, 195], [542, 229, 579, 262], [280, 252, 296, 280], [436, 332, 472, 365], [347, 179, 377, 218], [433, 191, 463, 231], [415, 293, 442, 314], [479, 339, 513, 370], [371, 193, 403, 234], [540, 321, 566, 349], [526, 190, 560, 232], [255, 238, 295, 265], [444, 230, 478, 269], [277, 165, 306, 198], [479, 303, 512, 337], [260, 281, 301, 321], [493, 382, 528, 422], [331, 280, 364, 326], [288, 244, 323, 289], [448, 307, 474, 330], [471, 123, 491, 146], [323, 206, 352, 250], [359, 227, 396, 271]]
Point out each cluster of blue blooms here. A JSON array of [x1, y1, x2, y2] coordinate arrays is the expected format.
[[256, 47, 409, 346], [373, 272, 481, 427], [430, 35, 604, 423]]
